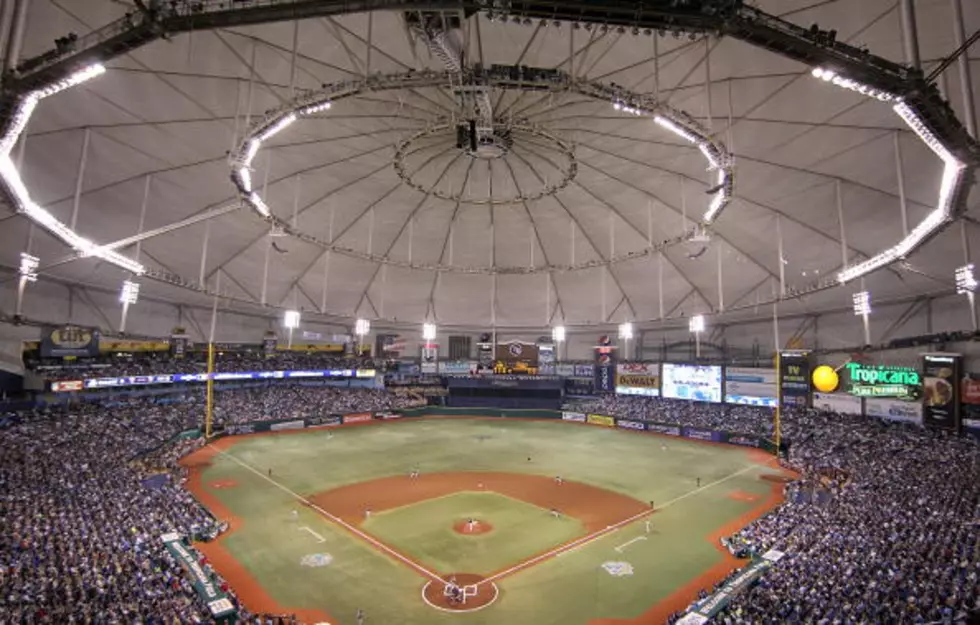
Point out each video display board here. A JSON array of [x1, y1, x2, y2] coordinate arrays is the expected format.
[[661, 364, 722, 403], [724, 367, 777, 407]]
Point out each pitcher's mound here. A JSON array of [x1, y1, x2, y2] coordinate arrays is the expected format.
[[453, 519, 493, 535], [422, 573, 498, 612]]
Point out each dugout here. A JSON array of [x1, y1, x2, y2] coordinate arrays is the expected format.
[[446, 375, 563, 410]]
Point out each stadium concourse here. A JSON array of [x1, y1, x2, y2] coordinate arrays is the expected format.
[[0, 385, 977, 623]]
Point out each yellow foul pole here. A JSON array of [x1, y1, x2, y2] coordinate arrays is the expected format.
[[774, 351, 781, 458], [205, 342, 214, 439]]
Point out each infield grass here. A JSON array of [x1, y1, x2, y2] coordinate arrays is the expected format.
[[195, 418, 781, 625], [362, 491, 585, 575]]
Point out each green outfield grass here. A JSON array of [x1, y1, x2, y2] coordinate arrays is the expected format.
[[196, 418, 781, 625], [363, 491, 585, 575]]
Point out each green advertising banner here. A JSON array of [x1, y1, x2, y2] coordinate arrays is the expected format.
[[161, 533, 237, 623], [844, 362, 921, 400]]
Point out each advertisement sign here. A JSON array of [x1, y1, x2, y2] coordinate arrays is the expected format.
[[421, 344, 438, 374], [562, 411, 587, 422], [343, 412, 373, 424], [662, 364, 722, 402], [594, 335, 617, 393], [615, 385, 660, 397], [778, 350, 811, 408], [865, 397, 923, 424], [844, 362, 921, 399], [161, 534, 236, 619], [647, 423, 682, 436], [921, 353, 962, 432], [439, 361, 477, 375], [587, 414, 615, 427], [270, 420, 305, 431], [262, 333, 277, 357], [495, 341, 540, 366], [727, 435, 761, 448], [40, 325, 100, 358], [85, 374, 174, 389], [616, 363, 660, 396], [682, 427, 718, 442], [50, 380, 83, 392], [538, 343, 555, 366], [555, 364, 575, 377], [961, 373, 980, 425], [725, 367, 777, 406], [812, 392, 862, 415], [616, 419, 646, 431]]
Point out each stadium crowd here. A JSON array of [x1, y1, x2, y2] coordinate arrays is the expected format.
[[0, 385, 417, 624], [578, 395, 980, 624], [2, 385, 977, 623]]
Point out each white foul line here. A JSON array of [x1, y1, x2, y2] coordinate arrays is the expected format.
[[480, 462, 760, 586], [212, 446, 447, 585], [299, 526, 326, 543], [614, 536, 647, 553]]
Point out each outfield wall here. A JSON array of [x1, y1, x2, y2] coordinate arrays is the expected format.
[[210, 406, 782, 454]]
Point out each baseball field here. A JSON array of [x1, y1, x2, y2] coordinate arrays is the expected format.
[[182, 417, 791, 625]]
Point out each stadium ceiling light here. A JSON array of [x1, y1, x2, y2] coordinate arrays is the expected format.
[[811, 67, 896, 102], [618, 322, 633, 340], [119, 280, 140, 305], [19, 253, 39, 282], [552, 325, 566, 343], [689, 314, 705, 334], [808, 91, 967, 285], [422, 322, 437, 341], [283, 309, 301, 329], [689, 314, 705, 359], [955, 264, 976, 295], [355, 318, 371, 337], [0, 63, 145, 276]]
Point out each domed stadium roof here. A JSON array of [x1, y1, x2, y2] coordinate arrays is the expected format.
[[1, 0, 977, 331]]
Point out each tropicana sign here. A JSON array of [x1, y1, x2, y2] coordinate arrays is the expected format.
[[844, 362, 921, 399]]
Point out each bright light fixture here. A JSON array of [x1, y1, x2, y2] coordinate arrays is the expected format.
[[243, 139, 261, 167], [256, 113, 297, 142], [283, 309, 301, 329], [355, 318, 370, 336], [689, 314, 705, 334], [0, 63, 146, 276], [19, 253, 39, 282], [852, 291, 871, 316], [238, 167, 252, 193], [422, 322, 437, 341], [812, 67, 895, 102], [248, 192, 272, 217], [299, 101, 332, 116], [653, 116, 699, 144], [837, 102, 966, 284], [552, 325, 566, 343], [956, 264, 977, 295], [618, 322, 633, 340], [119, 280, 140, 305]]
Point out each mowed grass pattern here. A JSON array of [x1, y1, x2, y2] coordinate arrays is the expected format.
[[363, 491, 585, 575], [200, 418, 778, 625]]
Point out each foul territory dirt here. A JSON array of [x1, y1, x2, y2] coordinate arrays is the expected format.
[[309, 471, 649, 535]]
